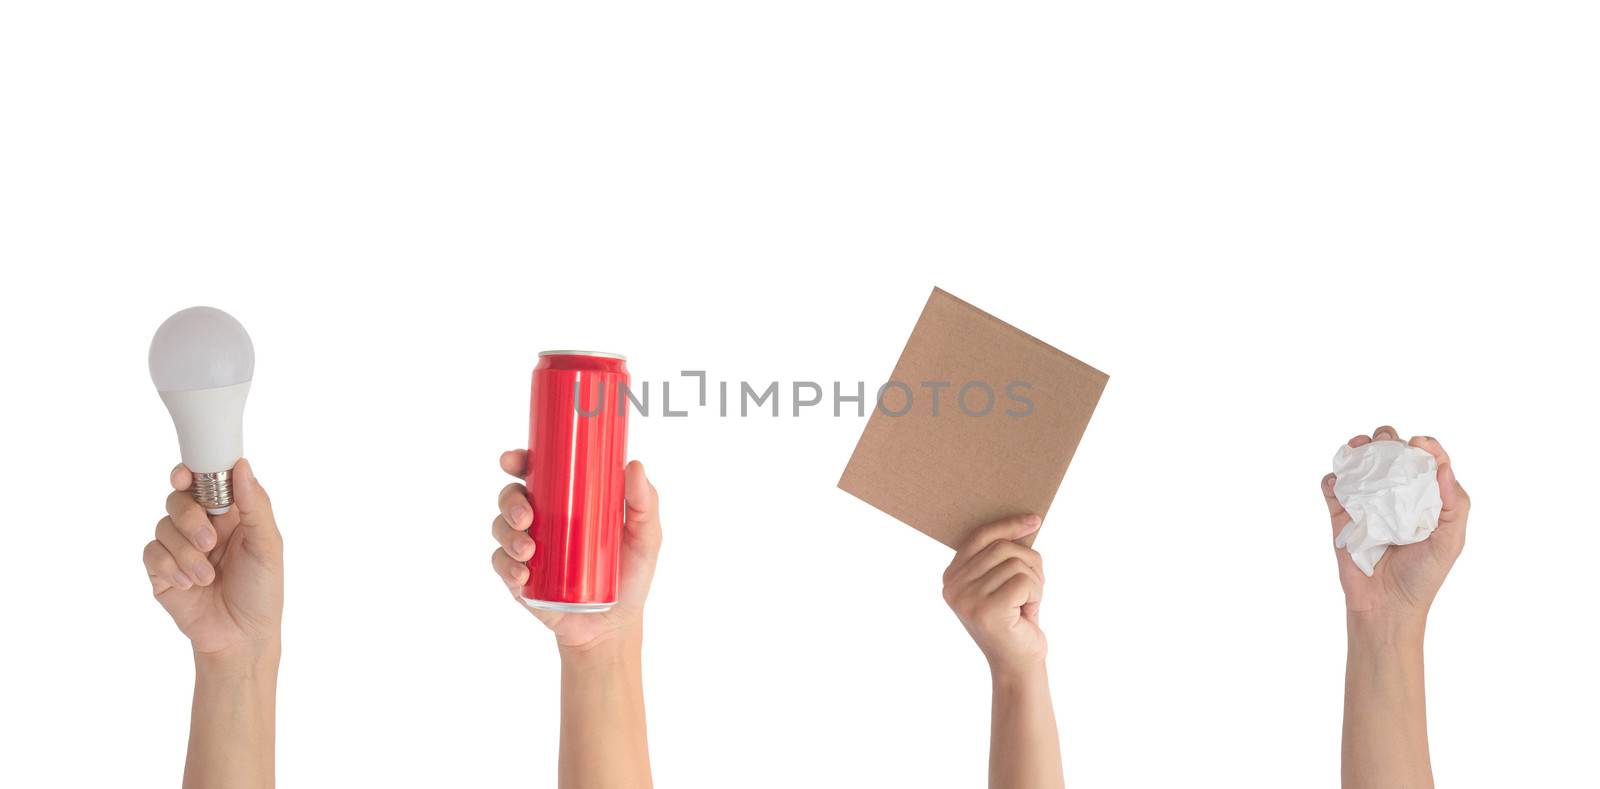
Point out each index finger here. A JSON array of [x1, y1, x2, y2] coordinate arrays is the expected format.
[[500, 449, 527, 479], [952, 514, 1042, 568], [170, 464, 193, 492]]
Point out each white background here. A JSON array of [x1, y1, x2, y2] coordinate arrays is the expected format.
[[2, 2, 1596, 787]]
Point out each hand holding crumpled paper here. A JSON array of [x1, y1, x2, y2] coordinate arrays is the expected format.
[[1331, 440, 1442, 576]]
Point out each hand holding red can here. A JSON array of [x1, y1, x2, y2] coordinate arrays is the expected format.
[[492, 453, 662, 648], [490, 350, 661, 649]]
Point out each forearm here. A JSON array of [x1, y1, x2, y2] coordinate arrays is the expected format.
[[1343, 614, 1431, 789], [558, 633, 652, 789], [186, 641, 280, 789], [989, 663, 1065, 789]]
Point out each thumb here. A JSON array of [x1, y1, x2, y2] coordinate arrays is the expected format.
[[621, 460, 661, 562], [1021, 601, 1041, 622], [231, 458, 276, 531], [953, 513, 1042, 563], [623, 460, 659, 530]]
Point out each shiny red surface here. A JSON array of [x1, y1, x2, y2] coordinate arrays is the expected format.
[[522, 354, 629, 606]]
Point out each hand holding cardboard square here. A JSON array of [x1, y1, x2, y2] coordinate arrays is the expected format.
[[838, 287, 1108, 548]]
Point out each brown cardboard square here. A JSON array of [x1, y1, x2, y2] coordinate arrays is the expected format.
[[838, 287, 1108, 549]]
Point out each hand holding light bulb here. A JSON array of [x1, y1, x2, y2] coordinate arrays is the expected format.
[[143, 460, 283, 789], [145, 306, 283, 657], [144, 459, 284, 657], [145, 307, 281, 788]]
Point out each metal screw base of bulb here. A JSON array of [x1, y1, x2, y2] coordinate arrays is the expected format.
[[192, 470, 233, 514]]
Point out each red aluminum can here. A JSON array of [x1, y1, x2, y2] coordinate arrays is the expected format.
[[521, 351, 630, 612]]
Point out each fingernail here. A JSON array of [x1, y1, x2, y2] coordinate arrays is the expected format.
[[174, 571, 195, 590], [517, 537, 535, 558], [193, 562, 215, 585], [197, 530, 215, 551], [1023, 514, 1042, 526], [511, 507, 529, 527]]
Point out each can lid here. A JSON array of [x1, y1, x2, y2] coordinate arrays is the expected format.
[[538, 350, 627, 360]]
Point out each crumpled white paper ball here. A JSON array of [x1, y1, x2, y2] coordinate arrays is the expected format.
[[1331, 440, 1442, 576]]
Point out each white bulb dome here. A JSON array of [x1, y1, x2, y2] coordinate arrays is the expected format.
[[149, 306, 255, 392], [149, 307, 255, 500]]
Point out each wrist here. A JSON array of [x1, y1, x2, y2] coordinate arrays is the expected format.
[[195, 635, 282, 679], [1347, 611, 1425, 653], [989, 656, 1048, 690], [558, 627, 643, 668]]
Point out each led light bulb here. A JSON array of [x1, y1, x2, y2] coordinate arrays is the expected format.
[[149, 307, 255, 514]]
